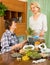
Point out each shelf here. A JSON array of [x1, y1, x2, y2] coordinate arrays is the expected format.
[[0, 0, 27, 39], [4, 10, 23, 23]]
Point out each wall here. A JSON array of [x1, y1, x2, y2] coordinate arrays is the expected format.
[[0, 0, 27, 39], [27, 0, 50, 48], [19, 0, 27, 2]]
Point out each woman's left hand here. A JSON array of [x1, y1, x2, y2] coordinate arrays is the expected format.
[[39, 31, 44, 37]]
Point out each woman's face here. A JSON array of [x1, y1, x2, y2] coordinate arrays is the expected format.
[[31, 5, 39, 14], [10, 21, 17, 31]]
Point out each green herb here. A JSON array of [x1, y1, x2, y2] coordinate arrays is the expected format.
[[0, 2, 7, 16], [25, 47, 32, 49], [26, 50, 41, 59], [27, 27, 34, 35], [41, 45, 45, 48]]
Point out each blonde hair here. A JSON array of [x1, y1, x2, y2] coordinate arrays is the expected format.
[[30, 2, 41, 12]]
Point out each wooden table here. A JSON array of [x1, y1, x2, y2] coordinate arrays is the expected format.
[[0, 53, 50, 65]]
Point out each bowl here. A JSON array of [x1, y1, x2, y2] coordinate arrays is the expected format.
[[23, 45, 34, 50]]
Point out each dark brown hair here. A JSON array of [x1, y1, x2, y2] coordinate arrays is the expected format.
[[5, 18, 18, 30]]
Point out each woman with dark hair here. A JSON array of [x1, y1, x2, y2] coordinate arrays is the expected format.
[[1, 18, 27, 53]]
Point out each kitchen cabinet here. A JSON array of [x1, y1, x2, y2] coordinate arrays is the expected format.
[[0, 0, 27, 39]]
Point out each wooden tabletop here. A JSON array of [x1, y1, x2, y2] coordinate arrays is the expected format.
[[0, 52, 50, 65]]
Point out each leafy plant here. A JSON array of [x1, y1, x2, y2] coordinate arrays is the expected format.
[[0, 2, 7, 16], [26, 50, 41, 59], [41, 45, 45, 48], [27, 27, 34, 35]]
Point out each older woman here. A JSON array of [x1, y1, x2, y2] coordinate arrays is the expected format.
[[29, 2, 47, 37], [1, 18, 27, 53]]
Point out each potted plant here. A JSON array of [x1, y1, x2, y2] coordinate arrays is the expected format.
[[25, 27, 34, 35], [26, 27, 34, 40], [0, 2, 7, 38], [0, 2, 7, 17]]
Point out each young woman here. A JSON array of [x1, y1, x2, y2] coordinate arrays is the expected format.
[[1, 18, 27, 53], [29, 2, 47, 37]]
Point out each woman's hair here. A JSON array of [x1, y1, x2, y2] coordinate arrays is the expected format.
[[5, 18, 18, 30], [30, 2, 41, 12]]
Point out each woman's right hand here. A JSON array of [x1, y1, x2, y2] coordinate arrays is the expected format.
[[15, 40, 28, 49]]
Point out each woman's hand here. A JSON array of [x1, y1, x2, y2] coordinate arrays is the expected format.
[[11, 40, 28, 50], [15, 40, 28, 49], [19, 40, 28, 48], [39, 31, 44, 37]]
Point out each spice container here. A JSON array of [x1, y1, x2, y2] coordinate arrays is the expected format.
[[17, 56, 22, 61], [16, 55, 22, 61]]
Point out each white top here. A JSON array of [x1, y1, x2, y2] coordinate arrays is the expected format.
[[29, 13, 47, 35]]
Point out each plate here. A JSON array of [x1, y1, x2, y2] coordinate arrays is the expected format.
[[11, 53, 22, 58], [23, 45, 34, 50]]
